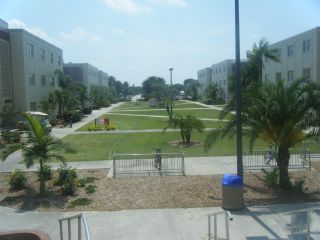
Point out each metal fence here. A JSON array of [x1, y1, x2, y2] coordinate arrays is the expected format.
[[207, 211, 233, 240], [243, 149, 311, 170], [112, 152, 185, 177], [59, 213, 91, 240]]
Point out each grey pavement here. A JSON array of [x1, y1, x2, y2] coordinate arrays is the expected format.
[[0, 202, 319, 240]]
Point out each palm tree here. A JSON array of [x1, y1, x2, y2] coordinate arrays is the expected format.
[[205, 79, 320, 189], [246, 38, 280, 87], [164, 114, 205, 145], [20, 112, 74, 196]]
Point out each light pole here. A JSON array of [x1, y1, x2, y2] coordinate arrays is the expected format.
[[169, 68, 173, 86]]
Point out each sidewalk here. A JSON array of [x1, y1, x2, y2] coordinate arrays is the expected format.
[[0, 202, 319, 240]]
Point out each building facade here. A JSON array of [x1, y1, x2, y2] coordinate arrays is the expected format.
[[64, 63, 109, 91], [211, 59, 235, 102], [9, 29, 63, 112], [197, 67, 212, 98], [0, 19, 13, 111], [263, 27, 320, 84]]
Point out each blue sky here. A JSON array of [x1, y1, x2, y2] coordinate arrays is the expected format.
[[1, 0, 319, 85]]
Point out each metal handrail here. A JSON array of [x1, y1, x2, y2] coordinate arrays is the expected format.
[[207, 211, 233, 240], [59, 213, 91, 240]]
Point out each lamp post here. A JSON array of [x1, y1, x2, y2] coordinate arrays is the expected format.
[[169, 68, 173, 86]]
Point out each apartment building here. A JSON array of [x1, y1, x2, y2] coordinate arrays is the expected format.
[[9, 28, 63, 112], [0, 19, 13, 111], [263, 27, 320, 83], [197, 67, 212, 98], [63, 63, 109, 91], [211, 59, 235, 102]]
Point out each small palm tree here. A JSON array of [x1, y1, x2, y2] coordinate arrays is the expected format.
[[164, 114, 205, 145], [205, 79, 320, 189], [21, 112, 74, 196]]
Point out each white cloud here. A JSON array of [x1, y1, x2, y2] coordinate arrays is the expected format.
[[147, 0, 186, 6], [7, 19, 59, 45], [102, 0, 151, 14], [59, 27, 103, 44]]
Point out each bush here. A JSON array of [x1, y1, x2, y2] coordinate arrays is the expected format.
[[69, 198, 92, 208], [82, 107, 92, 115], [292, 178, 307, 193], [37, 164, 52, 181], [261, 168, 279, 187], [61, 176, 77, 196], [58, 164, 77, 185], [2, 131, 20, 144], [85, 185, 96, 194], [78, 177, 96, 187], [104, 125, 116, 131], [9, 169, 27, 191], [63, 110, 83, 123]]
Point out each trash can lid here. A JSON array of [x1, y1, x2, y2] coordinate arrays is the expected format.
[[222, 174, 243, 186]]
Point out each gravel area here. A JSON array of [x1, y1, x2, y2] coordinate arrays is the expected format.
[[0, 164, 320, 212]]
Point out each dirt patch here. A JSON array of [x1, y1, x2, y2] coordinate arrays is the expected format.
[[0, 166, 320, 212]]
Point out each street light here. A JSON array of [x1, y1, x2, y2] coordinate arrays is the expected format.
[[169, 68, 173, 85]]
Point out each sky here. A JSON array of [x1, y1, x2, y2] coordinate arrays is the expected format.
[[1, 0, 320, 86]]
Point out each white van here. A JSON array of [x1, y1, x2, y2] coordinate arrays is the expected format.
[[26, 111, 52, 133]]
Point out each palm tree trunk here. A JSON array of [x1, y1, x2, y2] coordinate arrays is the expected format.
[[277, 146, 292, 189], [39, 160, 46, 197], [180, 129, 185, 144]]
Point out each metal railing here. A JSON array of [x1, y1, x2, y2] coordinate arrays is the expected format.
[[59, 213, 91, 240], [208, 211, 233, 240], [112, 152, 185, 177], [243, 149, 311, 170]]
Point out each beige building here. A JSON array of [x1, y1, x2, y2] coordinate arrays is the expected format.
[[197, 67, 212, 98], [263, 27, 320, 84], [63, 63, 109, 91], [0, 19, 13, 111], [211, 59, 235, 102], [9, 28, 63, 112]]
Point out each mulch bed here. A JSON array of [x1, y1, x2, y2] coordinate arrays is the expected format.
[[0, 163, 320, 212]]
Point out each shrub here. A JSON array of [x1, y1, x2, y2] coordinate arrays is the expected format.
[[292, 178, 307, 193], [78, 177, 96, 187], [63, 110, 83, 123], [81, 107, 92, 115], [105, 125, 116, 131], [85, 185, 96, 194], [58, 164, 77, 185], [261, 168, 279, 187], [37, 164, 52, 181], [69, 198, 92, 208], [9, 169, 27, 191], [2, 131, 20, 144], [61, 176, 77, 196]]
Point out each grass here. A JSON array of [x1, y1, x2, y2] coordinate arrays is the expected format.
[[62, 131, 268, 161], [68, 198, 92, 208]]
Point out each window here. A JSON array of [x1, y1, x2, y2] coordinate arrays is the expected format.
[[29, 73, 35, 85], [265, 74, 270, 82], [27, 43, 34, 57], [303, 39, 311, 52], [50, 76, 55, 87], [303, 68, 311, 80], [40, 48, 45, 60], [49, 52, 53, 63], [30, 102, 37, 111], [41, 75, 46, 86], [276, 72, 281, 82], [57, 56, 61, 66], [287, 45, 294, 57], [287, 71, 294, 82]]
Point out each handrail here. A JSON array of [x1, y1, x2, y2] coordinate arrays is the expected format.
[[207, 211, 233, 240], [59, 213, 91, 240]]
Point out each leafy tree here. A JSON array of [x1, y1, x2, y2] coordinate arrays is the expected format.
[[54, 69, 73, 90], [142, 76, 166, 100], [75, 83, 88, 111], [0, 103, 16, 129], [205, 79, 320, 189], [2, 113, 74, 196], [164, 114, 205, 144], [184, 79, 199, 100]]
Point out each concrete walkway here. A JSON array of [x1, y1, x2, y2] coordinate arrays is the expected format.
[[0, 203, 319, 240]]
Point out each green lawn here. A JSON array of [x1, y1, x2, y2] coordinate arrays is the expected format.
[[63, 131, 268, 161]]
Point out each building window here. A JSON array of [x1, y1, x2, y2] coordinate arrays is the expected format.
[[27, 43, 34, 57], [51, 76, 55, 87], [287, 45, 294, 57], [302, 39, 311, 52], [49, 52, 53, 63], [265, 74, 270, 82], [41, 75, 46, 86], [40, 48, 45, 60], [303, 68, 311, 80], [276, 72, 281, 82], [57, 56, 61, 66], [29, 73, 35, 85], [30, 102, 37, 111], [287, 71, 294, 82]]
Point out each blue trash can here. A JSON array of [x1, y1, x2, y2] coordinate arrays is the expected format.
[[222, 174, 244, 210]]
